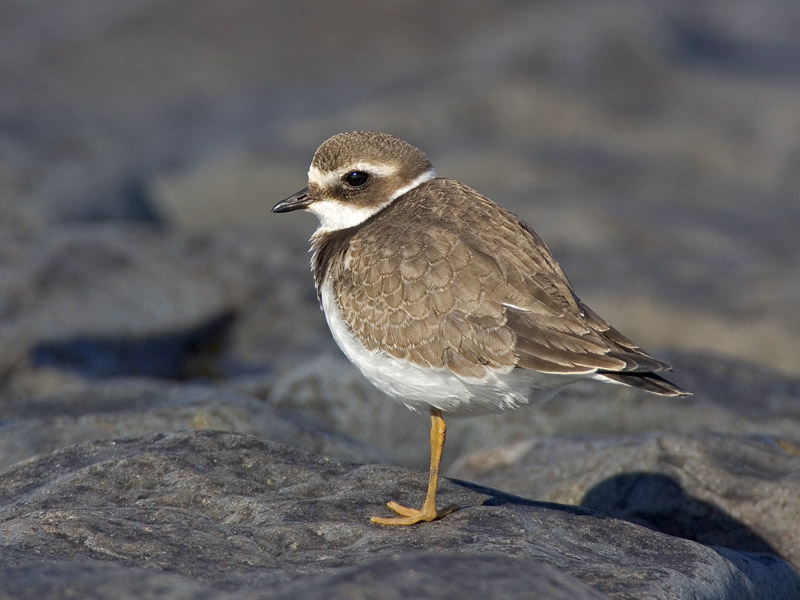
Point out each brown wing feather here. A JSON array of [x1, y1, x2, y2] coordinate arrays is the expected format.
[[326, 178, 681, 388]]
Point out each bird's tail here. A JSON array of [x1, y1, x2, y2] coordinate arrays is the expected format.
[[597, 371, 690, 397]]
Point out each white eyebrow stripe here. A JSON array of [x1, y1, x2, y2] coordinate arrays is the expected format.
[[308, 162, 400, 188]]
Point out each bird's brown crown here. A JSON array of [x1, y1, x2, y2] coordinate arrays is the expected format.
[[311, 131, 432, 179]]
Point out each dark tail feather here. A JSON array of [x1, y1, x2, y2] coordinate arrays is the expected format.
[[598, 371, 690, 397]]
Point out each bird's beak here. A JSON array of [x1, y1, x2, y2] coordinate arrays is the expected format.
[[272, 187, 313, 213]]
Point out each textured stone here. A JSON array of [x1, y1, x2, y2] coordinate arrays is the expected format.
[[0, 380, 387, 470], [0, 557, 604, 600], [450, 432, 800, 570], [0, 226, 243, 393], [0, 225, 324, 396], [0, 431, 796, 599]]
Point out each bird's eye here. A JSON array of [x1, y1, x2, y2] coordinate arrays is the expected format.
[[344, 171, 369, 187]]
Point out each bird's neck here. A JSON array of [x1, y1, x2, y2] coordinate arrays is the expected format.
[[310, 227, 356, 301]]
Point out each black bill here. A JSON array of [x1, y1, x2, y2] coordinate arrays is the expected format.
[[272, 187, 313, 213]]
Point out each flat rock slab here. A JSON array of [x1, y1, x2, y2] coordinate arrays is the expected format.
[[0, 430, 796, 599]]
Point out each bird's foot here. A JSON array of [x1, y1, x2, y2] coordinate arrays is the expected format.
[[370, 500, 459, 526]]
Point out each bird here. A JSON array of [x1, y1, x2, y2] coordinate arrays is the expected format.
[[272, 131, 689, 526]]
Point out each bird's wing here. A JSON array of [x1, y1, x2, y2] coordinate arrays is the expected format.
[[334, 178, 673, 379]]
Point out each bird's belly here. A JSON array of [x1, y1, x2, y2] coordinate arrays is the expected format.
[[320, 284, 574, 416]]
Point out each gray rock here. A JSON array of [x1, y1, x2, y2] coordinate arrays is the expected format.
[[0, 562, 229, 600], [0, 430, 796, 599], [0, 379, 387, 470], [0, 557, 603, 600], [265, 554, 606, 600], [450, 431, 800, 571], [0, 226, 243, 393], [0, 225, 325, 396]]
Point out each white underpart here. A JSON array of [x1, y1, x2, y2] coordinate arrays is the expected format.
[[306, 165, 436, 233], [320, 280, 582, 416]]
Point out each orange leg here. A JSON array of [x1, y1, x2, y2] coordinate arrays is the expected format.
[[371, 408, 459, 525]]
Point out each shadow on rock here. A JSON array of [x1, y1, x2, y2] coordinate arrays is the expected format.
[[581, 472, 778, 556], [32, 310, 237, 380], [454, 479, 596, 517]]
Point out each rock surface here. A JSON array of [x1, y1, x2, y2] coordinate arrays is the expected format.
[[0, 379, 389, 471], [451, 432, 800, 569], [1, 431, 796, 599]]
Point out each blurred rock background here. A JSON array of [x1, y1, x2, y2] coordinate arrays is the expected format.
[[1, 1, 799, 598]]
